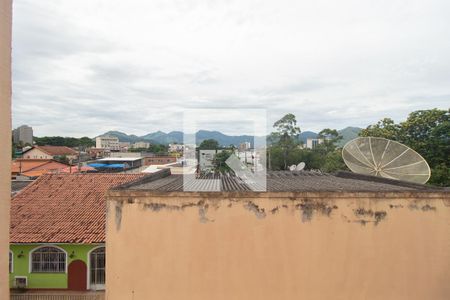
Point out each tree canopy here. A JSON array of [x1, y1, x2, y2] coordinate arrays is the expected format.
[[268, 114, 345, 173], [33, 136, 95, 148], [199, 139, 219, 149], [360, 108, 449, 186], [270, 113, 301, 170], [212, 150, 233, 173]]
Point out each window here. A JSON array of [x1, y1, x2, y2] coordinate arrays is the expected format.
[[31, 246, 66, 273], [90, 247, 105, 287], [9, 251, 13, 273]]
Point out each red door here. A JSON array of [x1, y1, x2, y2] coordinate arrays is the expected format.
[[68, 260, 87, 291]]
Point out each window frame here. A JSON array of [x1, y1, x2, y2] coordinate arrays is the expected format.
[[87, 245, 106, 290], [29, 245, 68, 273], [9, 250, 13, 273]]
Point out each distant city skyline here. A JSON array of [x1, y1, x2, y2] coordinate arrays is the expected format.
[[12, 0, 450, 137]]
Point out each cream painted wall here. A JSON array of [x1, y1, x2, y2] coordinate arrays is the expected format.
[[22, 148, 53, 160], [0, 0, 12, 298], [106, 192, 450, 300]]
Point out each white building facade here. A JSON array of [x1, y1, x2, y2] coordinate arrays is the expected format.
[[13, 125, 33, 146], [96, 135, 120, 151], [306, 138, 324, 149], [132, 141, 150, 149]]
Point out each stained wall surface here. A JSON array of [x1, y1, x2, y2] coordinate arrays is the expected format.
[[106, 192, 450, 300], [0, 0, 12, 298]]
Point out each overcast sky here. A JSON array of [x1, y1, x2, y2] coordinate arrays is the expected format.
[[12, 0, 450, 137]]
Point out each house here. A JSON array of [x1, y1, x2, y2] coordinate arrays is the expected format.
[[305, 137, 324, 149], [105, 170, 450, 300], [11, 159, 69, 179], [9, 173, 145, 291], [22, 146, 78, 161], [86, 147, 110, 159], [119, 142, 131, 151], [168, 143, 184, 152]]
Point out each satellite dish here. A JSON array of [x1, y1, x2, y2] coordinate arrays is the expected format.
[[289, 165, 297, 171], [342, 137, 431, 184], [296, 162, 306, 171]]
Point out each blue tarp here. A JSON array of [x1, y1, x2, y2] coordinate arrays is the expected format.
[[88, 163, 107, 168], [104, 163, 125, 168]]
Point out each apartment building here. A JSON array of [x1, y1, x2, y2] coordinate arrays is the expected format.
[[12, 125, 33, 146], [95, 135, 120, 151], [132, 141, 150, 149]]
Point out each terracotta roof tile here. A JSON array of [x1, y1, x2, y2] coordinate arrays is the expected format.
[[12, 159, 69, 177], [12, 159, 52, 173], [10, 173, 145, 244], [25, 146, 78, 156]]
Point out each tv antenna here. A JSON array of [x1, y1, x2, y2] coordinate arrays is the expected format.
[[296, 162, 306, 171], [342, 137, 431, 184], [289, 162, 306, 171]]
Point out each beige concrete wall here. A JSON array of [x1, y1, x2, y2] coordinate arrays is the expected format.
[[23, 148, 53, 159], [106, 191, 450, 300], [0, 0, 12, 298]]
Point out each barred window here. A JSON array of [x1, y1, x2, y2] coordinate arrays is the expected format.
[[9, 251, 13, 273], [31, 246, 66, 273], [90, 247, 105, 286]]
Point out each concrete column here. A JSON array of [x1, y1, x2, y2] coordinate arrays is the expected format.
[[0, 0, 12, 298]]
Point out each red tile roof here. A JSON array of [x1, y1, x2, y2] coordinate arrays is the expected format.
[[12, 159, 69, 175], [10, 173, 145, 244], [25, 145, 78, 156], [12, 159, 52, 173]]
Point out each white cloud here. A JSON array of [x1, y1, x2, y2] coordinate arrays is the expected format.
[[12, 0, 450, 137]]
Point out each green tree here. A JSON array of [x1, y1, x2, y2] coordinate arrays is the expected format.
[[360, 109, 449, 186], [359, 118, 401, 140], [316, 128, 343, 154], [213, 150, 233, 173], [78, 137, 95, 147], [34, 136, 94, 148], [132, 144, 169, 154], [322, 150, 347, 173], [199, 139, 219, 150], [271, 113, 301, 170]]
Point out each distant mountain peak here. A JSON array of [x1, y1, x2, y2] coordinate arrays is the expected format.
[[98, 126, 362, 146]]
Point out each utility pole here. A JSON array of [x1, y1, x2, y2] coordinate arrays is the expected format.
[[78, 144, 83, 171]]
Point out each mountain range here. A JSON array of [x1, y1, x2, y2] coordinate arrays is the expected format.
[[100, 127, 362, 147]]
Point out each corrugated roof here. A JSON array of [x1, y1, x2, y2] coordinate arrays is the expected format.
[[126, 170, 443, 192], [97, 157, 142, 161], [10, 173, 145, 244], [11, 180, 33, 195]]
